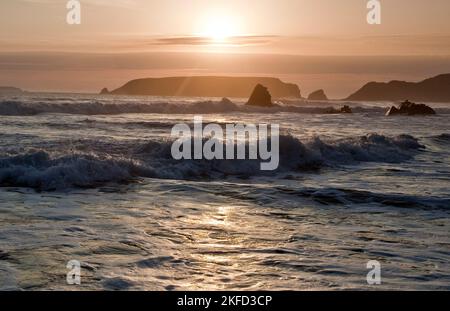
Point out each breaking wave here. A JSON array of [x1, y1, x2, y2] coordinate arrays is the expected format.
[[0, 133, 424, 190], [0, 99, 387, 116]]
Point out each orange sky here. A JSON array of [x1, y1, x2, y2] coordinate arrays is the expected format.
[[1, 0, 450, 97]]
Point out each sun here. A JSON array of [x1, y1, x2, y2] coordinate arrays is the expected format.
[[198, 13, 239, 43]]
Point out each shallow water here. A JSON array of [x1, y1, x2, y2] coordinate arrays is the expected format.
[[0, 93, 449, 290]]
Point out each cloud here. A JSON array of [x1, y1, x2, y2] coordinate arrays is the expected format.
[[17, 0, 137, 8], [150, 35, 278, 46]]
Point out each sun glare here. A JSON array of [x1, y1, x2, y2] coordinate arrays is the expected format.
[[199, 13, 239, 43]]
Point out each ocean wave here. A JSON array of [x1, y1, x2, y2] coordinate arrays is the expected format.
[[273, 186, 450, 210], [0, 151, 156, 190], [208, 183, 450, 210], [430, 133, 450, 142], [0, 99, 388, 116], [0, 133, 424, 190], [80, 119, 177, 129], [435, 108, 450, 114]]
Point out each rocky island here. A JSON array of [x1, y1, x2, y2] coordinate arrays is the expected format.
[[101, 76, 301, 99], [307, 89, 328, 101]]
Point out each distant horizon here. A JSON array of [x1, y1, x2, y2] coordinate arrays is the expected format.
[[2, 0, 450, 97], [3, 70, 449, 101]]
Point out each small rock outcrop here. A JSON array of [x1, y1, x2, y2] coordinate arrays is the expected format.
[[100, 88, 110, 95], [325, 105, 353, 114], [386, 100, 436, 116], [246, 84, 273, 107], [308, 89, 328, 100], [220, 97, 234, 105], [340, 105, 352, 113]]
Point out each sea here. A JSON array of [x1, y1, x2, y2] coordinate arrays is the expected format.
[[0, 92, 449, 290]]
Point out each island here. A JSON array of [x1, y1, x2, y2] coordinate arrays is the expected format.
[[0, 86, 23, 94], [345, 74, 450, 102], [307, 89, 328, 101], [101, 76, 301, 99]]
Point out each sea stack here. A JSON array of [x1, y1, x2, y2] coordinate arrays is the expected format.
[[100, 88, 110, 95], [308, 89, 328, 101], [246, 84, 273, 107], [386, 100, 436, 116]]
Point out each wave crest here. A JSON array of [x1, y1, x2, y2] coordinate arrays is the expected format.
[[0, 151, 155, 190], [0, 133, 424, 190], [0, 99, 388, 116]]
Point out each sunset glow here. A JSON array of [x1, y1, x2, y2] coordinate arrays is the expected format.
[[0, 0, 450, 295], [198, 13, 240, 43]]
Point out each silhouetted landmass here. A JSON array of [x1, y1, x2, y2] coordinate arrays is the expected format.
[[104, 76, 301, 99], [386, 100, 436, 116], [307, 89, 328, 100], [0, 87, 23, 94], [246, 84, 273, 107], [346, 74, 450, 102], [100, 88, 109, 95]]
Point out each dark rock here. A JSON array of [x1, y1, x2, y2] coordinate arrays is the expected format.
[[100, 87, 110, 95], [386, 100, 436, 116], [325, 105, 353, 114], [308, 89, 328, 100], [220, 97, 234, 105], [246, 84, 273, 107], [340, 105, 352, 113], [386, 106, 399, 116]]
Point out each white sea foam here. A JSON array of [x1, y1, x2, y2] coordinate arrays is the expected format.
[[0, 99, 390, 116], [0, 134, 424, 190]]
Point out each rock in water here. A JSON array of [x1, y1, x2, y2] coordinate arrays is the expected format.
[[308, 89, 328, 100], [340, 105, 352, 113], [220, 97, 234, 105], [386, 106, 399, 116], [325, 105, 353, 114], [386, 100, 436, 116], [246, 84, 273, 107], [100, 88, 110, 95]]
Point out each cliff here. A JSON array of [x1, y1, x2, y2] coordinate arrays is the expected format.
[[345, 74, 450, 102]]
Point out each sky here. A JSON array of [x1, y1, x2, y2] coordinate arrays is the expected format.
[[1, 0, 450, 97]]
